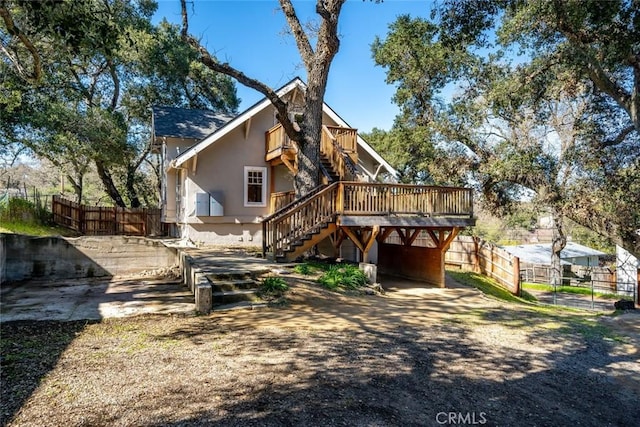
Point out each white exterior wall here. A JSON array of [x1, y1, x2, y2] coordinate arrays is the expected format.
[[162, 137, 198, 225], [180, 107, 276, 246]]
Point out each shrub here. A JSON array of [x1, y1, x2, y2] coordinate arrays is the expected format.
[[317, 263, 368, 290], [0, 196, 51, 225], [260, 276, 289, 294], [293, 263, 312, 275]]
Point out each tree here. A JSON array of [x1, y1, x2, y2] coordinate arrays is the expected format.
[[1, 0, 239, 206], [372, 1, 640, 260], [180, 0, 347, 196], [361, 126, 437, 184]]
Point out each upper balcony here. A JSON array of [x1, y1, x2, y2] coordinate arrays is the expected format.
[[265, 123, 358, 176]]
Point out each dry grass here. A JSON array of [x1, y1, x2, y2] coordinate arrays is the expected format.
[[2, 282, 639, 427]]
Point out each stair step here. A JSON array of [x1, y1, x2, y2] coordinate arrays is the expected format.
[[212, 301, 268, 312], [211, 279, 259, 292], [213, 289, 261, 305], [206, 270, 253, 281]]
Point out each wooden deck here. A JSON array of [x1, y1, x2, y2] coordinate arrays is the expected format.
[[263, 182, 475, 263]]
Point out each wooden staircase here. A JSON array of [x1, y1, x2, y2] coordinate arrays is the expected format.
[[263, 182, 340, 261], [320, 155, 340, 182]]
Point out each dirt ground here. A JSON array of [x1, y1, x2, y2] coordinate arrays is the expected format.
[[1, 278, 639, 427]]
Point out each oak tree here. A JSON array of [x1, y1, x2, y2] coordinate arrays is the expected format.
[[180, 0, 347, 196], [372, 0, 640, 262]]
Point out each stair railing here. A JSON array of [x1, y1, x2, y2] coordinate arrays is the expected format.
[[320, 125, 356, 181], [262, 182, 340, 258]]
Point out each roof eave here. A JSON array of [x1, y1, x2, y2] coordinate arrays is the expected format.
[[171, 78, 305, 169]]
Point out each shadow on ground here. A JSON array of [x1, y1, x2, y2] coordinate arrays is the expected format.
[[0, 320, 97, 426]]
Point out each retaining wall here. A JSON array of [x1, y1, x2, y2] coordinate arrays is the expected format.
[[0, 234, 178, 283]]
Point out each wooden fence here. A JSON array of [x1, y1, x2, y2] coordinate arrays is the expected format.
[[445, 235, 521, 295], [52, 196, 163, 236]]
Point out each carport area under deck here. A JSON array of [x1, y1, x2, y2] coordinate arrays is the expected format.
[[335, 215, 477, 288]]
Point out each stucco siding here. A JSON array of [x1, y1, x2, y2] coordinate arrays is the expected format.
[[164, 169, 177, 222], [165, 137, 198, 163], [178, 107, 276, 244], [274, 164, 294, 193]]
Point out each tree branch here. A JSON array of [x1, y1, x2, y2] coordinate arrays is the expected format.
[[0, 4, 42, 82], [315, 0, 343, 63], [106, 57, 120, 112], [66, 58, 94, 104], [599, 124, 636, 148], [555, 20, 634, 123], [179, 0, 301, 141], [280, 0, 314, 70]]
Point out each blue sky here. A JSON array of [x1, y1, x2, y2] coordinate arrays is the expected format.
[[153, 0, 434, 133]]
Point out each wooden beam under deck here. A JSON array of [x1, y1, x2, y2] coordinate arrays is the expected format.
[[339, 225, 379, 263], [337, 215, 475, 228]]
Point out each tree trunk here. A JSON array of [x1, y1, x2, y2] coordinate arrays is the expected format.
[[180, 0, 345, 198], [125, 166, 142, 208], [295, 84, 324, 196], [95, 159, 126, 207], [66, 173, 83, 204], [550, 209, 567, 287]]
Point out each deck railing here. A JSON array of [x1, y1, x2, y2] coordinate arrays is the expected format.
[[341, 183, 473, 216], [325, 125, 357, 158], [266, 123, 357, 178], [263, 183, 337, 257], [265, 123, 292, 154], [263, 182, 473, 258], [270, 190, 295, 213]]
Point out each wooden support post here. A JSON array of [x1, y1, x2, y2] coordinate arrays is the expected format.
[[341, 227, 365, 253], [336, 182, 344, 214], [282, 155, 298, 175], [512, 255, 521, 296], [441, 227, 460, 251], [427, 229, 440, 247], [362, 225, 380, 263], [340, 226, 380, 263], [397, 228, 407, 245], [335, 228, 347, 249], [437, 227, 460, 288]]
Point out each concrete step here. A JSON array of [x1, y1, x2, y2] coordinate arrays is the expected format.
[[211, 279, 259, 293], [212, 289, 261, 305], [212, 301, 268, 312], [206, 270, 253, 281]]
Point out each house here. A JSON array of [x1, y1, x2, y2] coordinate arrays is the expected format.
[[502, 242, 606, 267], [152, 78, 475, 287]]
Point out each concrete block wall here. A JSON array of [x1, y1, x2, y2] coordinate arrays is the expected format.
[[1, 234, 178, 282], [177, 250, 212, 314], [1, 233, 213, 314]]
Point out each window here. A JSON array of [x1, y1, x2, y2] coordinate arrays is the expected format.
[[244, 166, 267, 207]]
